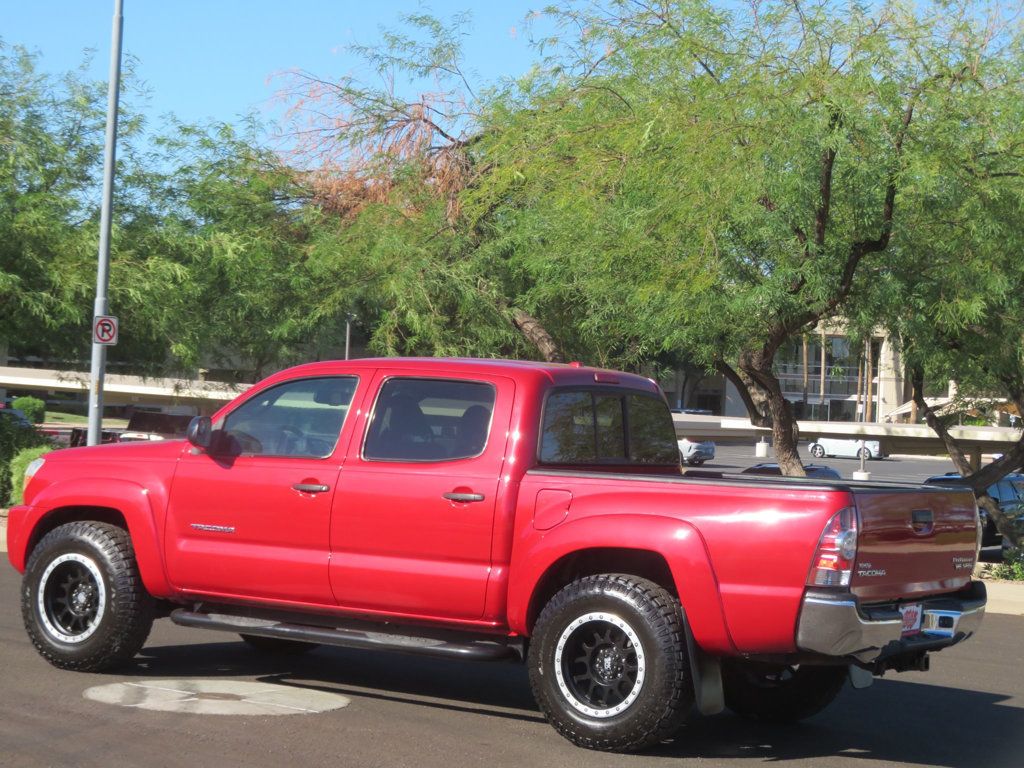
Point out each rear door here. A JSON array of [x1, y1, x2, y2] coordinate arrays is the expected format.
[[329, 371, 513, 620]]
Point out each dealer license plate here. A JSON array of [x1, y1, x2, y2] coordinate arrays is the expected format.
[[900, 603, 922, 635]]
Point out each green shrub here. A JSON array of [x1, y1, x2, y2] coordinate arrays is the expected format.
[[1, 415, 48, 506], [8, 445, 51, 506], [993, 548, 1024, 581], [12, 396, 46, 423]]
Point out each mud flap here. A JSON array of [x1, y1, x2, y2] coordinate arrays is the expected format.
[[682, 609, 724, 715]]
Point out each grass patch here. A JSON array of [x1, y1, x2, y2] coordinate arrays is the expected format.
[[45, 410, 128, 428]]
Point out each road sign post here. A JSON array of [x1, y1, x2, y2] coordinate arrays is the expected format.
[[93, 315, 119, 346], [86, 0, 124, 447]]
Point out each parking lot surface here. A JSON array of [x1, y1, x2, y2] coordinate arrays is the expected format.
[[2, 564, 1023, 768]]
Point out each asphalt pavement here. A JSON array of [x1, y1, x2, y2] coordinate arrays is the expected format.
[[2, 567, 1023, 768], [3, 448, 1022, 767]]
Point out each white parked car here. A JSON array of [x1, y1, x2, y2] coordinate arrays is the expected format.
[[678, 437, 715, 466], [808, 437, 885, 460]]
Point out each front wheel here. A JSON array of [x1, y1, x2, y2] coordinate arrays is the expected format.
[[528, 574, 692, 752], [810, 444, 826, 458], [857, 447, 872, 461], [22, 521, 154, 671], [722, 660, 847, 723], [687, 459, 705, 467]]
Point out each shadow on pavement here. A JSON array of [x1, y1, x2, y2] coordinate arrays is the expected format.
[[650, 678, 1023, 768], [125, 639, 544, 724], [125, 640, 1024, 766]]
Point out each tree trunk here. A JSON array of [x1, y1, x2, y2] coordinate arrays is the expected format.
[[511, 309, 563, 363], [737, 350, 805, 477]]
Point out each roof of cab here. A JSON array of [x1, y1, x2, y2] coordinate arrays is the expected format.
[[265, 357, 662, 393]]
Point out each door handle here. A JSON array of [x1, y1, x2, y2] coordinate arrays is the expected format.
[[293, 483, 330, 494], [443, 492, 485, 503]]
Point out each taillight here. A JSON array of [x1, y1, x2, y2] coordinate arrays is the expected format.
[[807, 507, 859, 587]]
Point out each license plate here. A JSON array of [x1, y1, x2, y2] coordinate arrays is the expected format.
[[900, 603, 922, 635]]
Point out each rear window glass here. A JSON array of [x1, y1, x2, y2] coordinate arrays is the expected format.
[[539, 389, 677, 465]]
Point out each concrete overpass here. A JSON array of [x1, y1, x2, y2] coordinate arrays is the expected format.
[[675, 414, 1022, 468], [0, 366, 248, 412]]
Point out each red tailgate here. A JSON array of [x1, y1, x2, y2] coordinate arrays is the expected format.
[[850, 487, 978, 602]]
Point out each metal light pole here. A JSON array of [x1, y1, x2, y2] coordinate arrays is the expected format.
[[87, 0, 124, 446], [344, 314, 355, 360]]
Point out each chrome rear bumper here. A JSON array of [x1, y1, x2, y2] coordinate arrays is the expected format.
[[796, 581, 986, 663]]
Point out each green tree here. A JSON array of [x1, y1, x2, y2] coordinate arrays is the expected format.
[[455, 0, 1024, 475], [0, 43, 101, 357]]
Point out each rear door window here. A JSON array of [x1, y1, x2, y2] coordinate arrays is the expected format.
[[363, 377, 497, 462]]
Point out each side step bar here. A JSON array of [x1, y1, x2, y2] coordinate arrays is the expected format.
[[170, 608, 521, 662]]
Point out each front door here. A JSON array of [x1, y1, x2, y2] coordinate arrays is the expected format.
[[165, 374, 361, 606], [330, 372, 512, 620]]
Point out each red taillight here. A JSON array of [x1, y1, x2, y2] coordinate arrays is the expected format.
[[807, 507, 859, 587]]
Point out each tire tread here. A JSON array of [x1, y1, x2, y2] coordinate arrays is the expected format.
[[22, 521, 154, 672]]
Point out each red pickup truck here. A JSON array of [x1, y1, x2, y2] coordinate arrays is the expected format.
[[7, 358, 986, 752]]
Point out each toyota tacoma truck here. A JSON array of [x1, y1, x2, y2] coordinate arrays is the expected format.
[[6, 358, 986, 752]]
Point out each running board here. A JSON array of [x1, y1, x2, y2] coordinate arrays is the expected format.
[[170, 608, 521, 662]]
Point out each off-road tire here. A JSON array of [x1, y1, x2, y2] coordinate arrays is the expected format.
[[22, 521, 154, 671], [240, 634, 318, 654], [722, 660, 847, 723], [810, 444, 826, 458], [528, 574, 692, 752]]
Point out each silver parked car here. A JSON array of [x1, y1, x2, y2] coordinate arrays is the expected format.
[[808, 437, 885, 460], [678, 437, 715, 466]]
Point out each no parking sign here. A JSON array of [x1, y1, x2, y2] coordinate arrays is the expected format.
[[93, 315, 119, 346]]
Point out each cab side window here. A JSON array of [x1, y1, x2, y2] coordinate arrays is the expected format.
[[363, 378, 496, 462], [219, 376, 357, 458]]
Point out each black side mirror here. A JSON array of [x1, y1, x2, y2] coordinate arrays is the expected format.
[[186, 416, 212, 450]]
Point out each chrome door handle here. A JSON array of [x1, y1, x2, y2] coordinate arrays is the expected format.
[[293, 483, 330, 494], [443, 492, 485, 503]]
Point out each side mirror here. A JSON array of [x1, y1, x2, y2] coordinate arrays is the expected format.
[[186, 416, 212, 451]]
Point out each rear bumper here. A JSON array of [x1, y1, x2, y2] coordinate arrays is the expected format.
[[796, 581, 986, 663]]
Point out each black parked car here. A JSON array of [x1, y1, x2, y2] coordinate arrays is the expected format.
[[924, 472, 1024, 547], [741, 462, 842, 480]]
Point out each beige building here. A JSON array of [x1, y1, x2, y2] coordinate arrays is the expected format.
[[667, 322, 910, 423]]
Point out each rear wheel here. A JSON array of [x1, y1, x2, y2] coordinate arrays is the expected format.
[[722, 660, 847, 723], [240, 634, 318, 655], [857, 447, 872, 461], [528, 574, 692, 752], [22, 521, 154, 671], [810, 444, 825, 458]]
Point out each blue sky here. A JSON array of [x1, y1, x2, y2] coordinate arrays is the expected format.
[[2, 1, 545, 130]]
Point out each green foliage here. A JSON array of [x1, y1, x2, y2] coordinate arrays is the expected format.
[[11, 396, 45, 424], [992, 549, 1024, 582], [0, 412, 47, 505], [7, 444, 50, 506]]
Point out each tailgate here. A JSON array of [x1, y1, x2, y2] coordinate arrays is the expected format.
[[851, 487, 978, 602]]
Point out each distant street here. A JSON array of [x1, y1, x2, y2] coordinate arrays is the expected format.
[[695, 441, 957, 483]]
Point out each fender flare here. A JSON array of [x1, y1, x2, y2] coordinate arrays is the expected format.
[[12, 477, 172, 597], [507, 513, 737, 655]]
